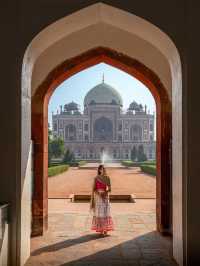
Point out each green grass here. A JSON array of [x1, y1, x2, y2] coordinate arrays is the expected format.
[[48, 164, 69, 177], [121, 160, 156, 167], [140, 160, 156, 165], [78, 160, 87, 166], [50, 160, 87, 168], [140, 164, 156, 176], [68, 160, 87, 167], [121, 161, 136, 167]]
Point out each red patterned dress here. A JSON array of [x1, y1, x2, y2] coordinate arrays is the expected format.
[[91, 177, 114, 233]]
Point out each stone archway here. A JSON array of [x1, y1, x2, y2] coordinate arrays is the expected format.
[[31, 47, 171, 237], [21, 3, 183, 264]]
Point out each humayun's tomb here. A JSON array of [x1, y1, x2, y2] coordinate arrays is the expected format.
[[52, 80, 156, 160]]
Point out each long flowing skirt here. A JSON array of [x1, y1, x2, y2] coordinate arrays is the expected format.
[[91, 191, 114, 232]]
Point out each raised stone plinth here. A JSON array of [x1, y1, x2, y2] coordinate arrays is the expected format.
[[69, 194, 136, 203]]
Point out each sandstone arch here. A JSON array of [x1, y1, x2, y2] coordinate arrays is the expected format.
[[21, 3, 182, 264]]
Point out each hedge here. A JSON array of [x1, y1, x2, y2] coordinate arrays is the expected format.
[[67, 160, 87, 167], [50, 160, 87, 167], [121, 161, 136, 167], [48, 164, 69, 177], [121, 160, 156, 167], [78, 160, 87, 166], [50, 162, 63, 167], [140, 164, 156, 176], [140, 160, 156, 165]]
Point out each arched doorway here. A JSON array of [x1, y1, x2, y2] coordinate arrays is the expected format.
[[94, 117, 113, 142], [22, 3, 182, 264], [65, 124, 77, 141], [31, 46, 171, 236], [130, 125, 143, 141]]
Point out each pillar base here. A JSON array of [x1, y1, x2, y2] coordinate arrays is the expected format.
[[31, 214, 48, 237]]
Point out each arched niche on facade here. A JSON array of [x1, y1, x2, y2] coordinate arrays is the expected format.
[[94, 117, 113, 142], [130, 124, 143, 141], [65, 124, 77, 141]]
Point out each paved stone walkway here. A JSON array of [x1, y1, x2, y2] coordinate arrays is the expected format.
[[26, 201, 177, 266], [48, 167, 156, 199]]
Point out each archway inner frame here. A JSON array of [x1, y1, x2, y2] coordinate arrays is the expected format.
[[32, 47, 172, 236]]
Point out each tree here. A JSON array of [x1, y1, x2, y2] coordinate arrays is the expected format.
[[48, 141, 53, 166], [137, 144, 147, 162], [131, 146, 137, 161], [62, 149, 75, 164], [48, 123, 52, 139], [48, 124, 53, 166], [51, 137, 65, 158]]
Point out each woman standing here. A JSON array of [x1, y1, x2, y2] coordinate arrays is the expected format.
[[90, 164, 114, 236]]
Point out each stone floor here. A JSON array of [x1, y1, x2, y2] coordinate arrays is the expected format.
[[26, 201, 177, 266]]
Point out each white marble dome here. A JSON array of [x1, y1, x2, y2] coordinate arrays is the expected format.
[[84, 82, 123, 106]]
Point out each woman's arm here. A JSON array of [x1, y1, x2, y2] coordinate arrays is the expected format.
[[107, 176, 111, 192], [90, 178, 96, 210], [92, 177, 96, 192]]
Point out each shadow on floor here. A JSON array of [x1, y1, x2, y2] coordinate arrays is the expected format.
[[31, 234, 102, 256], [30, 231, 178, 266]]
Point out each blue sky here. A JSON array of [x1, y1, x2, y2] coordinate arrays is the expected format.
[[48, 63, 156, 126]]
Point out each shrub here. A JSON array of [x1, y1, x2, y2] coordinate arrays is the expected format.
[[140, 164, 156, 176], [48, 164, 69, 177], [121, 160, 156, 167], [50, 137, 65, 158], [50, 158, 63, 166], [78, 160, 87, 166], [131, 146, 137, 161], [49, 162, 61, 167], [137, 145, 147, 162], [140, 160, 156, 166], [48, 124, 53, 166], [69, 161, 79, 167], [68, 160, 87, 167], [62, 149, 75, 164], [121, 161, 136, 167]]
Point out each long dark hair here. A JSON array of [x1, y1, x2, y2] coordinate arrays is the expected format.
[[98, 164, 105, 175]]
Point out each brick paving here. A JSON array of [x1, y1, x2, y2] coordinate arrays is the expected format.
[[26, 200, 177, 266], [26, 166, 176, 265], [48, 167, 156, 199]]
